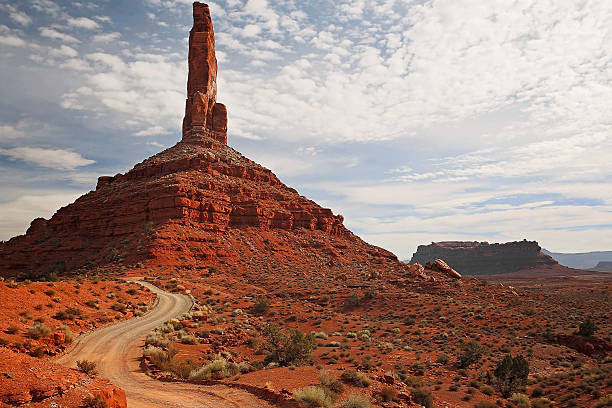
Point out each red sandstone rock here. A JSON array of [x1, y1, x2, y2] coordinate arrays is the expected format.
[[182, 2, 227, 144], [53, 330, 66, 345], [430, 258, 461, 279]]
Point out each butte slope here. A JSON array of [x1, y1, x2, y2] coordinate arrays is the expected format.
[[0, 3, 433, 288]]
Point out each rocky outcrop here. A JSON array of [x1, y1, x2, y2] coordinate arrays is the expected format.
[[182, 2, 227, 143], [427, 259, 461, 279], [0, 349, 127, 407], [410, 240, 558, 276]]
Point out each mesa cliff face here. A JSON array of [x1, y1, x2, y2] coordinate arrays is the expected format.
[[0, 3, 437, 285], [410, 240, 558, 276]]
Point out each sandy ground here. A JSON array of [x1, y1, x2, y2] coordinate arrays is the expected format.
[[54, 280, 273, 408]]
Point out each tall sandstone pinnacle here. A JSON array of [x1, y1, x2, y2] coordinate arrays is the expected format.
[[182, 2, 227, 143], [0, 2, 453, 288]]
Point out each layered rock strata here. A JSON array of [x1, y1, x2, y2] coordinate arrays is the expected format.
[[410, 240, 558, 276]]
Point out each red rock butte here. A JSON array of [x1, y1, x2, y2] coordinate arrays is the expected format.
[[182, 2, 227, 143], [0, 2, 453, 285]]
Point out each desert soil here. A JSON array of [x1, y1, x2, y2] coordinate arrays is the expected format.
[[54, 280, 273, 408]]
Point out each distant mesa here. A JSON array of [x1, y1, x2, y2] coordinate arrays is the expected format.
[[410, 240, 559, 276], [542, 248, 612, 270], [591, 261, 612, 272]]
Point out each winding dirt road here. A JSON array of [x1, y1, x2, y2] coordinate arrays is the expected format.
[[55, 280, 273, 408]]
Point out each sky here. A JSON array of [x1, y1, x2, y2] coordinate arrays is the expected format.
[[0, 0, 611, 259]]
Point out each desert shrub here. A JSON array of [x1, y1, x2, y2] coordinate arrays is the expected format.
[[144, 346, 195, 378], [28, 323, 52, 339], [53, 307, 82, 321], [474, 402, 497, 408], [436, 353, 449, 364], [340, 369, 371, 387], [380, 385, 397, 402], [457, 342, 483, 368], [511, 393, 531, 408], [82, 394, 107, 408], [294, 386, 332, 407], [320, 370, 344, 395], [189, 358, 239, 380], [578, 318, 597, 337], [411, 387, 434, 408], [480, 385, 494, 396], [251, 296, 271, 315], [77, 360, 98, 376], [180, 334, 198, 345], [341, 394, 371, 408], [347, 293, 362, 307], [5, 326, 18, 334], [531, 398, 553, 408], [85, 300, 98, 308], [494, 354, 529, 397], [58, 325, 74, 343], [594, 394, 612, 408], [30, 347, 45, 358], [110, 303, 126, 313], [0, 337, 9, 346], [531, 387, 544, 397], [262, 324, 316, 366], [145, 334, 169, 348]]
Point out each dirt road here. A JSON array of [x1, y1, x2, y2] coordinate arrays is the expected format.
[[55, 280, 273, 408]]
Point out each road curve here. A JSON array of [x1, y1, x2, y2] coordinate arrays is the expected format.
[[54, 280, 273, 408]]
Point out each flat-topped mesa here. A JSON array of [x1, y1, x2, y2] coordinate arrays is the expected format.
[[182, 2, 227, 143]]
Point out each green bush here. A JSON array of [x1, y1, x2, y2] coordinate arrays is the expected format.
[[262, 324, 316, 366], [494, 354, 529, 397], [293, 386, 332, 407], [340, 369, 371, 387], [457, 342, 482, 368], [341, 394, 371, 408], [53, 307, 82, 321], [252, 296, 270, 315], [189, 358, 240, 380], [28, 323, 52, 339], [411, 387, 434, 408], [347, 293, 362, 307], [578, 318, 597, 337]]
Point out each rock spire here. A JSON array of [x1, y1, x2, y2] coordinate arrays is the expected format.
[[182, 2, 227, 143]]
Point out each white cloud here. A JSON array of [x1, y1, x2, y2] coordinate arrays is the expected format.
[[92, 32, 121, 43], [5, 6, 33, 26], [66, 17, 100, 30], [0, 147, 95, 170], [39, 27, 80, 43]]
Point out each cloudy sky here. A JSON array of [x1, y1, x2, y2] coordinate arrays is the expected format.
[[0, 0, 611, 259]]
